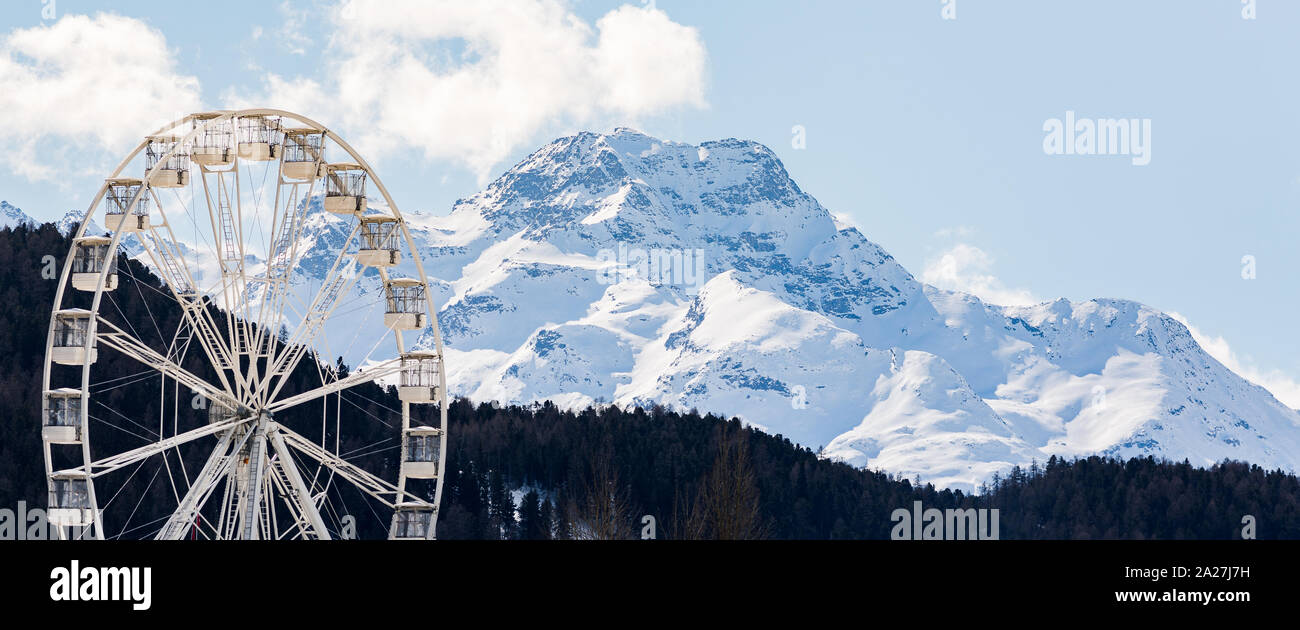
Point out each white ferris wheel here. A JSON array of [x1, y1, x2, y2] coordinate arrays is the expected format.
[[40, 109, 448, 540]]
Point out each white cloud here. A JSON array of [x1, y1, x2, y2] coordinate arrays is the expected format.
[[830, 212, 860, 231], [228, 0, 708, 179], [1169, 313, 1300, 409], [0, 13, 202, 181], [921, 243, 1040, 306], [276, 1, 310, 56]]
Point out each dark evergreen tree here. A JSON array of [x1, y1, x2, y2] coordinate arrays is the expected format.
[[537, 497, 555, 540], [517, 490, 545, 540], [487, 468, 515, 538]]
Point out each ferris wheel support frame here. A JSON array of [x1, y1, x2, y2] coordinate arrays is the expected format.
[[41, 109, 449, 541]]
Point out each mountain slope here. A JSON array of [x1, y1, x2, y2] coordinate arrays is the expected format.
[[1, 201, 37, 230]]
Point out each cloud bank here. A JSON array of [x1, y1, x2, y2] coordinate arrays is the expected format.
[[921, 243, 1040, 307], [230, 0, 709, 179], [0, 13, 201, 181]]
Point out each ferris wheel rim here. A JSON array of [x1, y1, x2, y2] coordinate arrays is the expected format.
[[40, 108, 449, 541]]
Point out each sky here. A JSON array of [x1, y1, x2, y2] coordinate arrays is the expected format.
[[1, 0, 1297, 406]]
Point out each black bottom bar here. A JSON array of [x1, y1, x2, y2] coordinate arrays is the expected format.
[[0, 540, 1284, 618]]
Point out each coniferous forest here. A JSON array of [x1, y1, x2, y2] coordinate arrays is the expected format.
[[2, 223, 1299, 539]]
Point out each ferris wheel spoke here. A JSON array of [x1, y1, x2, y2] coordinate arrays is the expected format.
[[266, 428, 330, 539], [141, 188, 202, 293], [195, 165, 278, 405], [226, 133, 321, 361], [198, 169, 243, 295], [265, 459, 305, 540], [134, 188, 240, 384], [115, 458, 166, 541], [253, 178, 318, 350], [274, 423, 423, 510], [197, 168, 256, 361], [259, 223, 363, 405], [130, 224, 240, 395], [61, 414, 254, 482], [156, 427, 246, 540], [95, 318, 238, 410], [263, 458, 302, 540], [264, 356, 401, 414]]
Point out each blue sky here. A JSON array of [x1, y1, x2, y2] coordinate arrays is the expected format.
[[2, 0, 1297, 403]]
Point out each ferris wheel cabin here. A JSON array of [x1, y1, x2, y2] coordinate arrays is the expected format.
[[398, 352, 440, 403], [357, 216, 401, 267], [70, 236, 119, 292], [191, 113, 234, 168], [145, 136, 190, 188], [384, 278, 427, 330], [283, 128, 326, 181], [103, 178, 150, 232], [51, 309, 97, 365], [42, 388, 83, 444], [324, 163, 366, 214], [48, 472, 95, 527], [402, 426, 442, 479], [237, 116, 282, 161], [390, 503, 435, 540]]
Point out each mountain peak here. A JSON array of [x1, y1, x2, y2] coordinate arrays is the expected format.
[[0, 201, 37, 230], [607, 126, 653, 140], [57, 208, 105, 237], [449, 128, 827, 254]]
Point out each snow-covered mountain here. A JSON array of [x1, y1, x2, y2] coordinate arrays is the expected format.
[[56, 208, 102, 237], [23, 129, 1300, 492], [394, 128, 1300, 491], [1, 201, 37, 230]]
